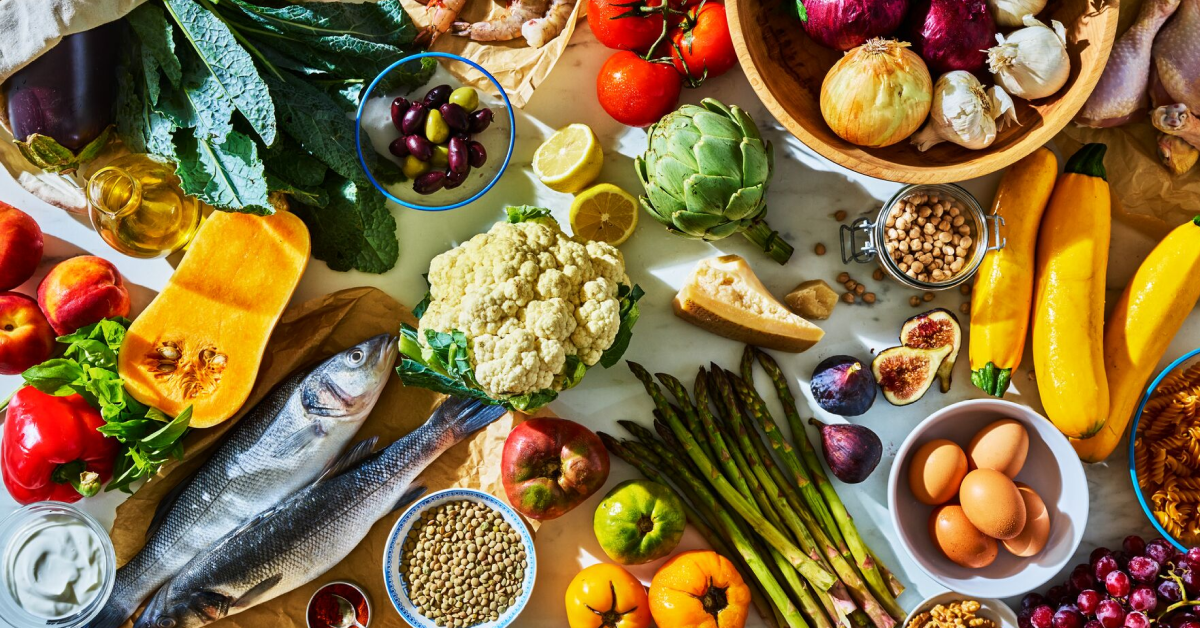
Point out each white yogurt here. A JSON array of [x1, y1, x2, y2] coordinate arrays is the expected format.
[[5, 514, 105, 619]]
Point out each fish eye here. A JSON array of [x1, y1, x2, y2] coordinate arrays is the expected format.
[[157, 618, 176, 628], [348, 349, 364, 364]]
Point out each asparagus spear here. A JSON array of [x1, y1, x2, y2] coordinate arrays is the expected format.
[[627, 361, 837, 591], [607, 434, 811, 628], [752, 348, 908, 604], [655, 373, 719, 464], [598, 433, 780, 628]]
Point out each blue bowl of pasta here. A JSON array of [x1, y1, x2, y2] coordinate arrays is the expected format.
[[1129, 347, 1200, 551]]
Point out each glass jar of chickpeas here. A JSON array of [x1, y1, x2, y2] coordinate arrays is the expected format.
[[839, 184, 1004, 291]]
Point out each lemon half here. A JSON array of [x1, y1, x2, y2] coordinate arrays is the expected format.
[[570, 183, 638, 246], [534, 124, 603, 193]]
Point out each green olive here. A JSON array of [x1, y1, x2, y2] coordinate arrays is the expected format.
[[449, 87, 479, 112], [425, 109, 450, 144], [402, 154, 430, 179], [431, 144, 450, 168]]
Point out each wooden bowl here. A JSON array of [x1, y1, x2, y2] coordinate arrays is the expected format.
[[728, 0, 1119, 183]]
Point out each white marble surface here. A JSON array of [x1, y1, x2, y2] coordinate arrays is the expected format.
[[1, 25, 1195, 628]]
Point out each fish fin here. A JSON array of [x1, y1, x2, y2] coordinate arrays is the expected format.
[[146, 470, 196, 541], [188, 590, 232, 622], [391, 485, 428, 513], [435, 397, 507, 438], [278, 420, 326, 456], [232, 574, 282, 609], [317, 436, 380, 483]]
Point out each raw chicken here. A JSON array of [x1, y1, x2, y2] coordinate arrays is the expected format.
[[1158, 133, 1200, 175], [1076, 0, 1181, 127], [1152, 103, 1200, 149], [1153, 0, 1200, 110]]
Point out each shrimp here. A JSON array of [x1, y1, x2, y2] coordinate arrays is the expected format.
[[451, 0, 550, 42], [521, 0, 576, 48], [415, 0, 468, 46]]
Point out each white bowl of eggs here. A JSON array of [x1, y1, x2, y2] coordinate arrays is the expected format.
[[887, 399, 1089, 598]]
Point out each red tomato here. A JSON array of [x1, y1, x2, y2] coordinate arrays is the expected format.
[[670, 2, 737, 79], [596, 51, 683, 127], [588, 0, 683, 53]]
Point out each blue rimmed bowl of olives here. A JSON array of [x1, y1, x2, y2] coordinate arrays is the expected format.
[[355, 52, 515, 211]]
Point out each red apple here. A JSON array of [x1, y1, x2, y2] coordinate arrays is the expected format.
[[501, 417, 610, 520], [0, 292, 56, 375], [37, 255, 130, 336], [0, 201, 43, 290]]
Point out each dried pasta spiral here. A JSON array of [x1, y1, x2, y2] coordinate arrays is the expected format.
[[1136, 360, 1200, 544]]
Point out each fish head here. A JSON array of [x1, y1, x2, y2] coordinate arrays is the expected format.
[[302, 333, 398, 420], [134, 586, 229, 628]]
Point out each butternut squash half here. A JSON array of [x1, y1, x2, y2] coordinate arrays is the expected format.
[[119, 211, 310, 428]]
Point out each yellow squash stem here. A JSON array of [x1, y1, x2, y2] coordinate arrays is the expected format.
[[1073, 216, 1200, 462], [1031, 144, 1111, 439], [970, 147, 1058, 397]]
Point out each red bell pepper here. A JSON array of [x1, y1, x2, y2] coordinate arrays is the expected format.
[[2, 386, 118, 504]]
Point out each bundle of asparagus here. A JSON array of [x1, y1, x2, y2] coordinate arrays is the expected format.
[[599, 346, 906, 628]]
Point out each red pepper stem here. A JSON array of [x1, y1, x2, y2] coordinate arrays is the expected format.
[[51, 460, 102, 498]]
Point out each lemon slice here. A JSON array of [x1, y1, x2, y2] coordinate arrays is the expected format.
[[570, 183, 639, 245], [534, 124, 604, 193]]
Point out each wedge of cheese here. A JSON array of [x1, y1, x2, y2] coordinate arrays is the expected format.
[[673, 255, 824, 352]]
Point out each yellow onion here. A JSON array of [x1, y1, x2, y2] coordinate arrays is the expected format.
[[820, 39, 933, 148]]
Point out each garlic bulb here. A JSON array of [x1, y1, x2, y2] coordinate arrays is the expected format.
[[987, 15, 1070, 100], [987, 0, 1048, 28], [911, 71, 1019, 151]]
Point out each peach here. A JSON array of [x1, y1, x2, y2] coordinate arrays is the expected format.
[[0, 201, 43, 291], [0, 292, 56, 375], [37, 256, 131, 336]]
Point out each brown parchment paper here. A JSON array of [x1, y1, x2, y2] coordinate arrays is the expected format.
[[399, 0, 584, 108], [109, 286, 529, 628]]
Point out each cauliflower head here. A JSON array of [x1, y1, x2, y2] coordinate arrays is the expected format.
[[397, 207, 642, 411]]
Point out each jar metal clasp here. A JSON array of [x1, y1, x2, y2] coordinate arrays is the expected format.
[[839, 218, 878, 264], [986, 213, 1007, 252]]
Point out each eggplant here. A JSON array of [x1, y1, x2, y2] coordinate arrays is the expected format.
[[4, 22, 121, 172]]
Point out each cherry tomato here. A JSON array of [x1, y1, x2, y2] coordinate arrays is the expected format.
[[670, 2, 737, 79], [596, 51, 683, 127], [588, 0, 684, 53]]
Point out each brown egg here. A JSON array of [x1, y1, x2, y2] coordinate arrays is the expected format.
[[967, 419, 1029, 478], [929, 504, 999, 569], [909, 439, 968, 505], [959, 468, 1027, 540], [1003, 482, 1052, 557]]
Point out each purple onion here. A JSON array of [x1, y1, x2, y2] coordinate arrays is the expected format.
[[401, 104, 428, 136], [469, 108, 493, 133], [903, 0, 995, 75], [802, 0, 909, 51], [413, 170, 446, 194], [405, 135, 433, 161]]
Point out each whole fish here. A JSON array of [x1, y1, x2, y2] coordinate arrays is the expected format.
[[133, 397, 506, 628], [88, 334, 397, 628]]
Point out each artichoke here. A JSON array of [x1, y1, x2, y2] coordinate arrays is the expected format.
[[635, 98, 793, 264]]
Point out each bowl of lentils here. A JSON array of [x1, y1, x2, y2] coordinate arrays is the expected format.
[[383, 489, 535, 628]]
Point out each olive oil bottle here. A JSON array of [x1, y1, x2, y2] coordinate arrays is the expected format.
[[86, 153, 200, 258]]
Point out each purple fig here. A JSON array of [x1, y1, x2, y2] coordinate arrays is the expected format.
[[423, 84, 452, 108], [413, 170, 446, 194], [809, 418, 881, 484], [388, 137, 409, 158], [405, 134, 433, 161], [811, 355, 876, 416], [468, 141, 487, 168], [440, 102, 469, 131], [469, 108, 494, 133], [401, 103, 428, 136], [390, 97, 409, 130]]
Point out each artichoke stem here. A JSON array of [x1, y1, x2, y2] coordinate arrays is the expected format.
[[742, 218, 794, 265]]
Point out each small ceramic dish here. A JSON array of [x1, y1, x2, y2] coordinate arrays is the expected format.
[[383, 489, 535, 628], [306, 581, 372, 628], [888, 399, 1089, 597], [1129, 347, 1200, 552], [903, 592, 1019, 628], [355, 52, 516, 211]]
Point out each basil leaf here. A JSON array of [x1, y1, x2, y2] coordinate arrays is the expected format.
[[162, 0, 277, 145], [21, 359, 85, 396], [141, 406, 193, 453]]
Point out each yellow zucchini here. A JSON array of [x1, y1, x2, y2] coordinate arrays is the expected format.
[[1073, 217, 1200, 462], [970, 147, 1058, 397], [1031, 144, 1111, 439]]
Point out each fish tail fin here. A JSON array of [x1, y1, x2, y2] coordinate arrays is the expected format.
[[433, 396, 507, 438], [85, 601, 134, 628]]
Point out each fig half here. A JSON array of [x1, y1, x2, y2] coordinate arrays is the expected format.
[[900, 308, 961, 393], [872, 345, 952, 406]]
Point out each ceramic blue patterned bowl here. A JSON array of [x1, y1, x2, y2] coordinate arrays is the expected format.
[[1128, 347, 1200, 552], [383, 489, 535, 627]]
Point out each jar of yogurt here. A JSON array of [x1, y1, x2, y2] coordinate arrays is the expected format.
[[0, 503, 115, 628]]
